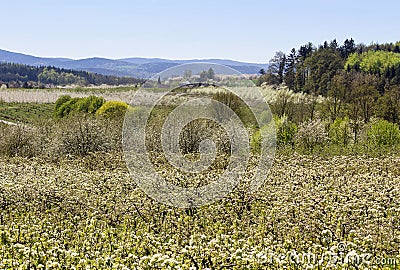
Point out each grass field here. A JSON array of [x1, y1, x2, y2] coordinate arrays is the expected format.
[[0, 101, 54, 123]]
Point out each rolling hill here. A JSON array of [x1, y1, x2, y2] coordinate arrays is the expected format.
[[0, 49, 267, 78]]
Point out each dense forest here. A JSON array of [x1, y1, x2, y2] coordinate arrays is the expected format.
[[259, 39, 400, 125], [0, 63, 144, 88]]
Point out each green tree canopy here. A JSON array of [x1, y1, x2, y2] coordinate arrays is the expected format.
[[345, 50, 400, 76]]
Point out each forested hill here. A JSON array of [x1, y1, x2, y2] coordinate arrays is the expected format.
[[0, 49, 267, 78], [0, 63, 144, 88], [259, 39, 400, 124]]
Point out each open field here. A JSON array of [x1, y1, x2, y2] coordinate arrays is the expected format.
[[0, 102, 54, 123], [0, 89, 134, 104], [0, 84, 400, 269]]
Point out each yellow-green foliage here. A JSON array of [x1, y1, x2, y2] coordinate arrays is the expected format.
[[345, 50, 400, 74], [54, 95, 105, 118], [329, 117, 351, 146], [95, 100, 128, 118], [275, 115, 297, 146], [250, 123, 275, 153], [366, 119, 400, 146]]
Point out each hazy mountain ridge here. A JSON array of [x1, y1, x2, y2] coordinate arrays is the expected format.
[[0, 49, 266, 78]]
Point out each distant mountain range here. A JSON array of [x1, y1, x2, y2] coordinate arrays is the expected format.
[[0, 49, 266, 78]]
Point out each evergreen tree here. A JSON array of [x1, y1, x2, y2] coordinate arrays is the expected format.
[[284, 48, 297, 90], [340, 38, 356, 58], [303, 47, 343, 95]]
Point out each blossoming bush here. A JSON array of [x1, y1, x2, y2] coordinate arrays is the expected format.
[[295, 119, 329, 151]]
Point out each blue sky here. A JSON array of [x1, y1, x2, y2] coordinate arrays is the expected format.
[[1, 0, 399, 63]]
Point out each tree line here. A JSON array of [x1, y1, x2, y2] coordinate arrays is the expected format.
[[0, 62, 144, 88], [259, 39, 400, 125]]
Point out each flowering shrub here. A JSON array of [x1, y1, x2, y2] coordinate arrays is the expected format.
[[295, 119, 329, 151], [0, 124, 36, 157]]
